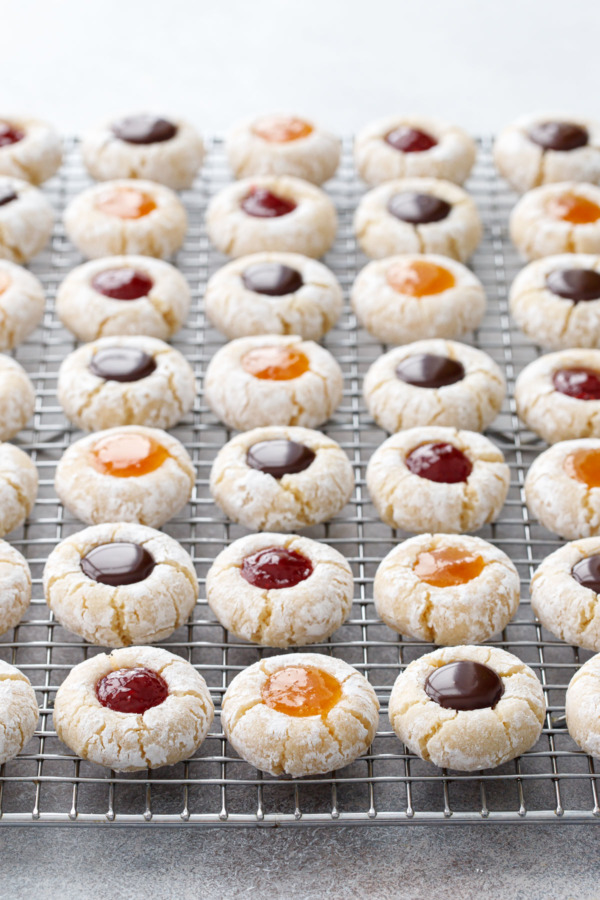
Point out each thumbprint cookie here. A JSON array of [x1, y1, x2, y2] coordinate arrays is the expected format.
[[0, 443, 38, 537], [0, 661, 38, 765], [0, 261, 45, 351], [0, 541, 31, 636], [566, 653, 600, 758], [510, 182, 600, 261], [0, 355, 35, 441], [0, 116, 62, 184], [0, 176, 53, 263]]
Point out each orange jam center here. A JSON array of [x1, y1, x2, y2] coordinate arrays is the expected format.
[[564, 448, 600, 488], [386, 259, 456, 297], [548, 194, 600, 225], [96, 187, 157, 219], [262, 666, 342, 717], [0, 270, 11, 295], [91, 432, 169, 478], [414, 546, 485, 587], [252, 115, 313, 143], [241, 345, 310, 380]]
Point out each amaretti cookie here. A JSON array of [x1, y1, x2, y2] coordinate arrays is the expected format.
[[530, 537, 600, 650], [53, 647, 214, 771], [510, 182, 600, 261], [0, 176, 53, 263], [204, 251, 342, 341], [58, 336, 196, 432], [374, 534, 519, 645], [226, 114, 340, 185], [55, 426, 195, 528], [354, 115, 476, 187], [210, 425, 354, 531], [509, 254, 600, 350], [389, 646, 545, 771], [350, 253, 486, 344], [525, 438, 600, 538], [63, 179, 187, 259], [206, 175, 337, 259], [494, 113, 600, 194], [0, 355, 35, 441], [0, 541, 31, 636], [353, 177, 482, 261], [221, 653, 379, 776], [44, 523, 198, 647], [363, 339, 505, 433], [205, 335, 343, 431], [206, 532, 353, 647], [366, 426, 509, 533], [0, 261, 45, 351], [55, 255, 191, 341], [566, 653, 600, 757], [0, 116, 62, 184], [516, 349, 600, 443], [0, 660, 38, 765], [0, 443, 38, 537], [82, 113, 204, 190]]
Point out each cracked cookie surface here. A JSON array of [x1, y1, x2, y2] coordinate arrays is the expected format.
[[53, 646, 214, 771], [566, 652, 600, 758], [0, 660, 38, 765], [206, 532, 353, 647], [44, 523, 198, 647], [0, 541, 31, 636], [63, 178, 187, 259], [0, 176, 53, 263], [0, 442, 37, 538], [56, 255, 191, 341], [0, 117, 61, 184], [0, 260, 45, 351], [510, 181, 600, 261], [389, 645, 545, 771], [58, 335, 197, 431], [0, 354, 35, 441], [221, 652, 379, 776], [205, 334, 343, 430], [364, 339, 505, 433]]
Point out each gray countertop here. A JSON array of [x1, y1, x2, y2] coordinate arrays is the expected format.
[[3, 823, 597, 899]]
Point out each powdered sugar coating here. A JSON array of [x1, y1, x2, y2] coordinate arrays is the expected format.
[[374, 534, 519, 645], [205, 334, 343, 431], [0, 261, 45, 351], [226, 114, 340, 185], [206, 532, 353, 647], [0, 117, 62, 184], [351, 253, 486, 345], [63, 178, 187, 259], [206, 175, 337, 259], [531, 537, 600, 651], [0, 354, 35, 441], [389, 645, 545, 771], [44, 523, 198, 647], [0, 660, 38, 766], [0, 442, 38, 538], [210, 425, 354, 532], [0, 176, 53, 263], [366, 426, 509, 534], [353, 177, 482, 261], [516, 349, 600, 443], [82, 114, 204, 189], [53, 646, 214, 771], [0, 541, 31, 636], [525, 439, 600, 539], [56, 255, 191, 342], [204, 251, 342, 341], [510, 181, 600, 261], [509, 253, 600, 350], [58, 336, 197, 432], [221, 652, 379, 777], [364, 339, 505, 433], [494, 112, 600, 194], [354, 115, 476, 187], [55, 425, 195, 528]]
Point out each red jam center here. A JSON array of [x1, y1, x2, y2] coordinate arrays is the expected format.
[[91, 267, 153, 300], [385, 126, 437, 153], [405, 441, 473, 483], [96, 667, 168, 714], [0, 122, 25, 147], [241, 187, 297, 218], [262, 666, 341, 717], [553, 367, 600, 401], [241, 546, 313, 589]]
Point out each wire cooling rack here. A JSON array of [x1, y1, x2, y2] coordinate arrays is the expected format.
[[0, 135, 598, 827]]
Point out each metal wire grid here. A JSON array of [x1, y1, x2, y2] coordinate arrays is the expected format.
[[0, 135, 598, 827]]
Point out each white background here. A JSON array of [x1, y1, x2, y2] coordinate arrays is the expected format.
[[6, 0, 600, 135]]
